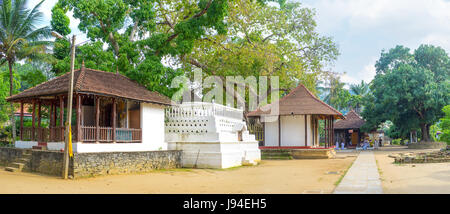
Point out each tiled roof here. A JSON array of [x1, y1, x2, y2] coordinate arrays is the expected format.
[[247, 84, 344, 118], [334, 110, 366, 129], [7, 67, 171, 105]]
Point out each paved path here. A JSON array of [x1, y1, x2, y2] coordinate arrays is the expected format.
[[334, 151, 383, 194]]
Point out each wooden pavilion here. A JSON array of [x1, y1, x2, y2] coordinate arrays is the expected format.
[[247, 84, 344, 148], [333, 110, 366, 147], [6, 64, 171, 152]]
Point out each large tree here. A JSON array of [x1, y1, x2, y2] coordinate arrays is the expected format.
[[0, 0, 51, 142], [362, 45, 450, 142], [186, 0, 338, 110], [52, 0, 229, 97]]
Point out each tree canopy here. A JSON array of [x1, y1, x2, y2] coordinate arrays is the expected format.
[[362, 45, 450, 142]]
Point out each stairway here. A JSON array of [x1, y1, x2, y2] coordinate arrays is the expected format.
[[32, 142, 47, 150], [5, 150, 31, 172], [261, 149, 293, 160]]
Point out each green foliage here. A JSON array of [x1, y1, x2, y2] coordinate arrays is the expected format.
[[362, 44, 450, 142], [439, 105, 450, 143], [391, 138, 402, 145], [53, 0, 229, 97], [189, 1, 338, 109], [0, 73, 9, 126], [51, 3, 71, 36]]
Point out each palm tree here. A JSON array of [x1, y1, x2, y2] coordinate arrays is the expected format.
[[349, 80, 369, 96], [0, 0, 51, 142], [349, 80, 370, 113]]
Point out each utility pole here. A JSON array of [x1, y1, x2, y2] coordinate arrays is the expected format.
[[62, 35, 76, 179]]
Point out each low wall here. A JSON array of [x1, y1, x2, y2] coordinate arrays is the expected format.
[[0, 147, 64, 176], [408, 142, 447, 149], [73, 150, 182, 178], [167, 141, 261, 169], [0, 147, 182, 178], [261, 148, 336, 160]]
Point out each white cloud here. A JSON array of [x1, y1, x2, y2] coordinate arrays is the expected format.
[[300, 0, 450, 85]]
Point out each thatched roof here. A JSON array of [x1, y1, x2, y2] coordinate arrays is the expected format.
[[7, 66, 171, 105], [247, 84, 343, 119], [334, 110, 365, 129]]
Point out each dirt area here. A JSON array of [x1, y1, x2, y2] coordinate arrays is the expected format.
[[374, 145, 450, 194], [0, 153, 355, 194]]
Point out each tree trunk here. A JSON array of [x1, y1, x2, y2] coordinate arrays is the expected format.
[[8, 61, 16, 143], [420, 123, 431, 142]]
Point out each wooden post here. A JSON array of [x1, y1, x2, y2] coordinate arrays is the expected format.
[[38, 101, 41, 128], [304, 115, 308, 147], [59, 96, 64, 141], [332, 117, 334, 148], [76, 94, 82, 142], [32, 100, 36, 141], [329, 116, 333, 148], [50, 102, 54, 140], [95, 96, 100, 143], [278, 115, 281, 147], [20, 101, 24, 141], [112, 98, 116, 143], [311, 115, 315, 147]]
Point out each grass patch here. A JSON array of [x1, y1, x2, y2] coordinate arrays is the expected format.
[[376, 159, 384, 181], [334, 159, 354, 187]]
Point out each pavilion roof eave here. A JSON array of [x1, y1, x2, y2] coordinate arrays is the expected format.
[[254, 113, 343, 120], [7, 90, 172, 106]]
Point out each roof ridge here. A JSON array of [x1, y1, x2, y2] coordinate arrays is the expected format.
[[6, 71, 72, 100], [74, 68, 85, 91], [299, 84, 344, 117]]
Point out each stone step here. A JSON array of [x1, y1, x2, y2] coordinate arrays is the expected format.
[[261, 155, 293, 160], [10, 162, 25, 170], [17, 158, 30, 164], [22, 153, 32, 158], [32, 145, 47, 150], [5, 167, 20, 172]]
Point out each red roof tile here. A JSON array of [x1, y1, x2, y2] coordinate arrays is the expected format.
[[7, 67, 171, 105]]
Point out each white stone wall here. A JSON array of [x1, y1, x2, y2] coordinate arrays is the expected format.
[[15, 141, 38, 149], [165, 102, 261, 168], [263, 115, 316, 147], [141, 103, 167, 150]]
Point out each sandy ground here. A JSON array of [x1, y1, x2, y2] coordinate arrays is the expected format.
[[0, 153, 355, 194], [374, 145, 450, 194]]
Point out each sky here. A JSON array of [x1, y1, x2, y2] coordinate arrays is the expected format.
[[33, 0, 450, 86], [299, 0, 450, 85]]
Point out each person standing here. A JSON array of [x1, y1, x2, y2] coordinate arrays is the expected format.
[[379, 137, 383, 147]]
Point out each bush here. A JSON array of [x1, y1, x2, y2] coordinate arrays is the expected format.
[[392, 139, 402, 145]]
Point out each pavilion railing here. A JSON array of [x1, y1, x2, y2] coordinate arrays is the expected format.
[[21, 126, 141, 143], [21, 127, 75, 142]]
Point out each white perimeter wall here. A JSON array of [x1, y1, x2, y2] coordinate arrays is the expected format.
[[24, 103, 168, 153], [264, 115, 315, 147], [140, 102, 167, 150]]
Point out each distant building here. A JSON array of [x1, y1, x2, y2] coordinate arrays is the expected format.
[[247, 84, 344, 148], [333, 110, 366, 147]]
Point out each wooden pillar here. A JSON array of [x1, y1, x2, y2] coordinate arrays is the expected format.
[[112, 98, 116, 143], [20, 101, 24, 140], [37, 101, 41, 128], [323, 117, 326, 148], [311, 115, 315, 147], [278, 115, 281, 147], [329, 116, 333, 148], [76, 94, 82, 142], [49, 102, 54, 141], [50, 102, 54, 128], [304, 115, 308, 147], [331, 117, 334, 148], [31, 100, 36, 141], [95, 96, 100, 143], [59, 96, 64, 141]]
